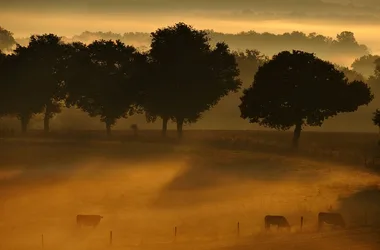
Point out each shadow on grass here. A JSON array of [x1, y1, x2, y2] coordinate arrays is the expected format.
[[0, 138, 178, 197], [150, 147, 328, 209]]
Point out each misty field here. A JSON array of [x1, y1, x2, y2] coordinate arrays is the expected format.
[[0, 130, 380, 250]]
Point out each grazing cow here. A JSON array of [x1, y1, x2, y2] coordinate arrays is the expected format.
[[76, 215, 103, 228], [318, 212, 345, 230], [264, 215, 291, 231]]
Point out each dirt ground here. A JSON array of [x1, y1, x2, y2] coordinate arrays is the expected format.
[[0, 130, 380, 250]]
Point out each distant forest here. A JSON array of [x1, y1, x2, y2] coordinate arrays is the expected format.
[[13, 29, 369, 65], [1, 27, 380, 132]]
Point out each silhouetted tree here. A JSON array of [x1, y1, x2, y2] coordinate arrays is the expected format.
[[57, 42, 88, 107], [0, 27, 16, 52], [63, 40, 143, 136], [336, 31, 356, 44], [351, 54, 380, 78], [144, 22, 241, 138], [239, 50, 373, 148], [24, 34, 68, 133], [2, 45, 46, 133]]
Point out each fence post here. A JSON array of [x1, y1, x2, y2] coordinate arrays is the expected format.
[[109, 231, 113, 246], [237, 222, 240, 238], [300, 216, 304, 232]]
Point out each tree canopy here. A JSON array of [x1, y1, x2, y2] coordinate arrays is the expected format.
[[239, 50, 373, 148], [143, 22, 241, 137], [62, 39, 144, 135], [1, 45, 47, 132], [0, 24, 376, 136], [24, 34, 68, 132]]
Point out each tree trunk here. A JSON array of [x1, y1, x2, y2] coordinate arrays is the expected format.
[[292, 122, 302, 148], [106, 122, 111, 137], [162, 116, 168, 137], [20, 115, 29, 134], [176, 118, 184, 139], [43, 111, 50, 133]]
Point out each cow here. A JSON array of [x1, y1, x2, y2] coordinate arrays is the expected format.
[[264, 215, 291, 231], [76, 214, 103, 228], [318, 212, 345, 230]]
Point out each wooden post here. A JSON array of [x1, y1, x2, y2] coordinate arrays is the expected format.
[[41, 234, 44, 249], [237, 222, 240, 237], [300, 216, 304, 231], [174, 226, 177, 241], [109, 231, 113, 246]]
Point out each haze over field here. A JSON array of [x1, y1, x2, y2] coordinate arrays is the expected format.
[[1, 134, 380, 250]]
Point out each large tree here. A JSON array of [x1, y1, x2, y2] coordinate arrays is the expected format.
[[144, 22, 241, 138], [63, 40, 143, 136], [239, 50, 373, 148], [1, 45, 46, 133], [24, 34, 68, 133]]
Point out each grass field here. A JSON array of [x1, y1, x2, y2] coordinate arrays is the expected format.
[[0, 129, 380, 250]]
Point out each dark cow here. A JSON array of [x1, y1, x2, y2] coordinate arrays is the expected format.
[[318, 212, 345, 230], [264, 215, 291, 231], [76, 214, 103, 228]]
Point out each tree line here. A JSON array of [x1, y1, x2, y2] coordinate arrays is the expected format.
[[0, 22, 375, 147], [4, 27, 369, 64]]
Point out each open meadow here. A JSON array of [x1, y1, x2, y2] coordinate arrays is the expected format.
[[0, 130, 380, 250]]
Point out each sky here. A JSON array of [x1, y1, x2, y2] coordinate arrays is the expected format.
[[1, 0, 380, 54]]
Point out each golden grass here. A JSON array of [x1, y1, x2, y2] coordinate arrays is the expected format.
[[0, 130, 379, 250]]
